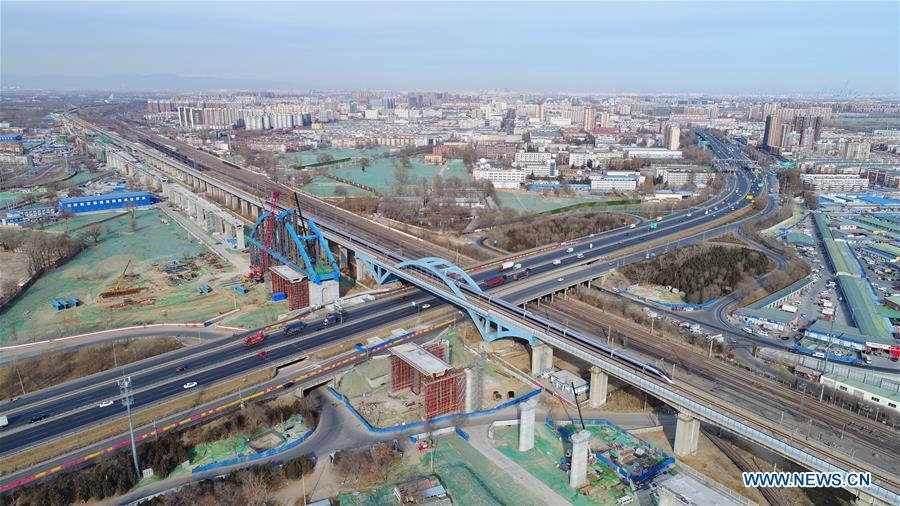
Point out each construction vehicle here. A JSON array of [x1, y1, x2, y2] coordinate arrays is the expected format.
[[244, 331, 266, 347], [112, 259, 131, 291]]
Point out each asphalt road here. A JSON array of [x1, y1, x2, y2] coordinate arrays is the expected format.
[[0, 156, 757, 457]]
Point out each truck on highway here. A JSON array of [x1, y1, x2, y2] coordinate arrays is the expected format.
[[323, 313, 339, 325], [244, 331, 266, 347], [0, 415, 7, 430], [499, 261, 515, 272], [283, 320, 306, 333], [484, 276, 506, 288]]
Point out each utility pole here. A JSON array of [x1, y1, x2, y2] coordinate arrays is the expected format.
[[118, 377, 141, 481], [15, 364, 26, 396]]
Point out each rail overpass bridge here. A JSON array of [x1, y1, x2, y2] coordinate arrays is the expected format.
[[65, 116, 899, 503], [341, 227, 900, 505]]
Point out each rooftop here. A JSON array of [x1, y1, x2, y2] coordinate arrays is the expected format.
[[823, 374, 900, 404], [390, 342, 451, 377], [837, 275, 894, 341]]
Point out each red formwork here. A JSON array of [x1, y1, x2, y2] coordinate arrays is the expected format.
[[389, 341, 466, 419], [424, 369, 466, 419], [270, 269, 310, 311], [390, 355, 415, 392]]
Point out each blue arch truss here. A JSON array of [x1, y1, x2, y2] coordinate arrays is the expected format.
[[249, 210, 340, 284], [360, 256, 537, 345]]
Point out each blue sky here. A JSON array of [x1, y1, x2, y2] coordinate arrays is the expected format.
[[2, 1, 897, 95]]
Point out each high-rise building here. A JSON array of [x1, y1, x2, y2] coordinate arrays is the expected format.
[[664, 124, 680, 150], [599, 111, 610, 128], [583, 106, 596, 131], [845, 140, 871, 160]]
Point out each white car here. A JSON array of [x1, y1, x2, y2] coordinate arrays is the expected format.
[[553, 259, 561, 265], [421, 304, 431, 309], [183, 381, 198, 389], [98, 400, 115, 408], [557, 277, 565, 282], [576, 253, 584, 259]]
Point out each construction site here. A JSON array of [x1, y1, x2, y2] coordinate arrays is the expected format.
[[489, 420, 641, 506], [334, 327, 533, 427], [0, 209, 245, 344]]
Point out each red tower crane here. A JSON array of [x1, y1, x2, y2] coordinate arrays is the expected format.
[[248, 191, 281, 283]]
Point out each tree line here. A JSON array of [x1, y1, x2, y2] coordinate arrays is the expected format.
[[2, 397, 320, 506], [485, 212, 630, 252], [623, 245, 769, 304]]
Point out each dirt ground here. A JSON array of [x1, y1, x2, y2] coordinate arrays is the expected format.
[[336, 328, 531, 427], [641, 430, 767, 504], [0, 250, 30, 299]]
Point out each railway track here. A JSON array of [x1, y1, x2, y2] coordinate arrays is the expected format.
[[76, 113, 467, 263], [544, 300, 900, 489]]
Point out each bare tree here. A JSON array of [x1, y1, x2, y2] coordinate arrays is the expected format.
[[240, 472, 270, 506], [84, 224, 105, 244]]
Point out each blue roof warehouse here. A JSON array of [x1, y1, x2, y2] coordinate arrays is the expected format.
[[58, 192, 159, 214]]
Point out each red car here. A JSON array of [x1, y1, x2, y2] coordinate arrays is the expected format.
[[258, 350, 268, 359], [176, 366, 187, 372]]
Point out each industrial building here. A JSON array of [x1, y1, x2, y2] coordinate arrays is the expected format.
[[820, 374, 899, 415], [58, 192, 159, 214]]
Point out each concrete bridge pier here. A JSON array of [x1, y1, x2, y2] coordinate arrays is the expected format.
[[588, 366, 608, 408], [854, 489, 895, 506], [674, 411, 700, 457], [517, 397, 538, 451], [531, 343, 553, 376], [569, 429, 592, 488]]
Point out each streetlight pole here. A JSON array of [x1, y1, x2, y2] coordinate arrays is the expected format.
[[118, 377, 141, 481]]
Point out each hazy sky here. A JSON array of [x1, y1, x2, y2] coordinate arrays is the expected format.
[[2, 1, 898, 95]]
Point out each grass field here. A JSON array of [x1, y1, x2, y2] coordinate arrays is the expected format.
[[328, 157, 471, 195], [0, 209, 239, 345], [301, 175, 376, 197], [496, 191, 597, 214], [36, 210, 124, 232], [278, 147, 392, 168], [0, 191, 38, 208], [338, 434, 542, 506]]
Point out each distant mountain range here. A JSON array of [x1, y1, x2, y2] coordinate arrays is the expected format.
[[1, 73, 298, 92]]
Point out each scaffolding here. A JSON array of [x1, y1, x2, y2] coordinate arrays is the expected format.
[[270, 264, 310, 311], [389, 341, 466, 420]]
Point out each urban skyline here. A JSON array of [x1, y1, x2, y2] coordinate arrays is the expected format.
[[2, 1, 898, 96]]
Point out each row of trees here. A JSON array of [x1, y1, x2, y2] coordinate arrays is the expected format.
[[623, 245, 769, 304], [0, 230, 85, 278], [333, 444, 402, 485], [485, 212, 630, 252]]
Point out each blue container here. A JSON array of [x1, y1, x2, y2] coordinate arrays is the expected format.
[[272, 292, 287, 302]]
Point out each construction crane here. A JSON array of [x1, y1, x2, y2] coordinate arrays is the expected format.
[[293, 192, 318, 267], [248, 191, 281, 283], [112, 259, 132, 292]]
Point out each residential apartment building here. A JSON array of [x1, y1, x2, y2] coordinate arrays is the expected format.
[[623, 147, 683, 159], [590, 175, 638, 192], [800, 173, 870, 193]]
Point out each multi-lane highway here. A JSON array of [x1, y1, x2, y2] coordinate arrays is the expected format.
[[0, 164, 756, 456]]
